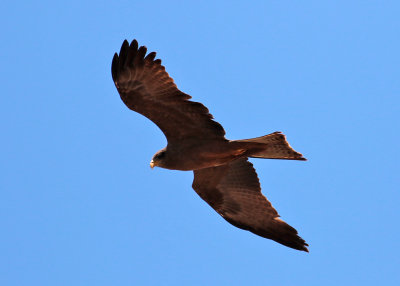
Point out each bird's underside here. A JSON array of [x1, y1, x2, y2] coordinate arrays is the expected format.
[[112, 39, 308, 252]]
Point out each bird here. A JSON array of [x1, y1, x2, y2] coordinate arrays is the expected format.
[[112, 39, 308, 252]]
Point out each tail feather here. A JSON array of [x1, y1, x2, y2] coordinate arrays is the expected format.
[[236, 132, 306, 161]]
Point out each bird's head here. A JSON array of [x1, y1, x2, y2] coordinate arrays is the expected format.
[[150, 149, 167, 169]]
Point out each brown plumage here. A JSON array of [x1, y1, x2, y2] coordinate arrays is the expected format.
[[112, 39, 308, 251]]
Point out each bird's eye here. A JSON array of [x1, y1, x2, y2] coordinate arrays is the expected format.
[[157, 152, 165, 159]]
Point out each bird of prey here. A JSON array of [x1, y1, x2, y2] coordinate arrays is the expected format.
[[112, 39, 308, 252]]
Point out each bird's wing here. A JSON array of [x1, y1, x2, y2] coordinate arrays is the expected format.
[[112, 39, 226, 143], [192, 158, 308, 251]]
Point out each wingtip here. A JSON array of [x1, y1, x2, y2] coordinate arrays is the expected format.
[[145, 51, 157, 62], [118, 40, 130, 70], [299, 237, 309, 252], [130, 39, 138, 49], [120, 40, 129, 54], [300, 247, 309, 253], [112, 38, 151, 82], [111, 52, 119, 81], [138, 45, 148, 55], [292, 238, 309, 252]]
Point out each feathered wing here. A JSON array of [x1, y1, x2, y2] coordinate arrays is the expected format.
[[192, 158, 308, 251], [112, 39, 226, 143]]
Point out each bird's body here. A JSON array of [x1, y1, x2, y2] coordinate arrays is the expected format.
[[155, 140, 267, 170], [112, 39, 309, 251], [159, 142, 228, 170]]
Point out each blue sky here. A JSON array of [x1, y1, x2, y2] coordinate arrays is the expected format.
[[1, 1, 399, 285]]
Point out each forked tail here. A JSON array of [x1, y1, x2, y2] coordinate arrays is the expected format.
[[236, 132, 306, 161]]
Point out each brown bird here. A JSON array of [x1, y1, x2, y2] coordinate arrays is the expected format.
[[112, 39, 308, 252]]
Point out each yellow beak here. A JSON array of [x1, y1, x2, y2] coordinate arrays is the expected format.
[[150, 160, 155, 169]]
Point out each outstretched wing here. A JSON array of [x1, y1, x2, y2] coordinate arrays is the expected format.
[[112, 39, 225, 143], [192, 158, 308, 251]]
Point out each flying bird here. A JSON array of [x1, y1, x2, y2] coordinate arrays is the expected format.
[[112, 39, 308, 252]]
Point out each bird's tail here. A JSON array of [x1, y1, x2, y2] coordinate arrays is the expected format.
[[234, 132, 306, 161]]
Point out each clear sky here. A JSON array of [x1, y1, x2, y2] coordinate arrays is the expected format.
[[1, 1, 399, 285]]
